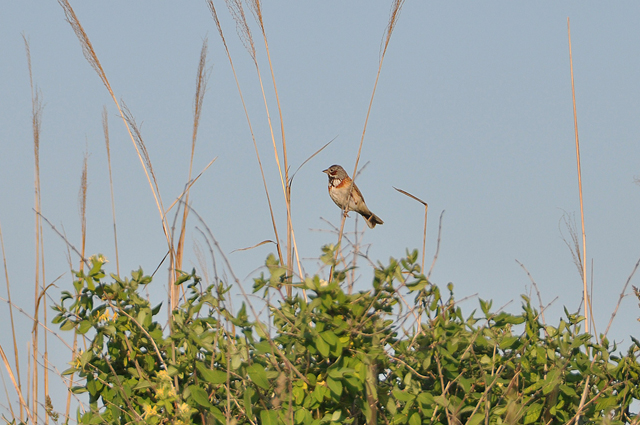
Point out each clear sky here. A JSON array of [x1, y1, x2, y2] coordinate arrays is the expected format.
[[2, 1, 640, 419]]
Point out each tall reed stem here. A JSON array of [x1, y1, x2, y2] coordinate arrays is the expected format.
[[568, 18, 590, 333]]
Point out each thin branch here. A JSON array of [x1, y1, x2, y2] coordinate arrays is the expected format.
[[604, 257, 640, 336]]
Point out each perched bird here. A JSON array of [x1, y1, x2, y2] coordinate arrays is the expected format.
[[323, 164, 384, 229]]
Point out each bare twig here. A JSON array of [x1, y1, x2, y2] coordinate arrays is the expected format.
[[515, 260, 546, 324], [394, 187, 428, 272], [604, 257, 640, 336]]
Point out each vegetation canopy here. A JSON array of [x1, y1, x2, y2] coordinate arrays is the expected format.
[[49, 251, 640, 425]]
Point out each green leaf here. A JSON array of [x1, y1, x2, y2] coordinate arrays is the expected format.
[[559, 384, 577, 397], [327, 377, 343, 396], [409, 412, 421, 425], [499, 336, 519, 350], [523, 402, 543, 424], [231, 354, 242, 370], [433, 395, 449, 408], [196, 363, 228, 385], [71, 386, 88, 394], [188, 385, 213, 408], [244, 387, 255, 420], [320, 330, 338, 346], [174, 271, 192, 286], [468, 414, 485, 425], [392, 388, 415, 403], [77, 320, 92, 335], [595, 395, 619, 411], [294, 408, 307, 424], [60, 319, 76, 331], [316, 335, 330, 357], [248, 363, 270, 390], [133, 380, 152, 390], [407, 278, 428, 291], [254, 340, 272, 355], [260, 410, 277, 425], [255, 321, 268, 339]]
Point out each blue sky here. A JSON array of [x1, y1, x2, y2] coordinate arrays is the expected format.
[[2, 1, 640, 419]]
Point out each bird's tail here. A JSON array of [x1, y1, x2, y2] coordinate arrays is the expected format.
[[364, 212, 384, 229]]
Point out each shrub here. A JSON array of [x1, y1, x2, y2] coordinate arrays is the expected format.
[[53, 251, 640, 424]]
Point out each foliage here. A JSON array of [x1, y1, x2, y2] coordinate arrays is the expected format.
[[51, 251, 640, 424]]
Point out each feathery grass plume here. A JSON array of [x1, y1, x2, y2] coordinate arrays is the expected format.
[[57, 0, 174, 289], [175, 38, 210, 306], [103, 107, 120, 276], [332, 0, 405, 282], [568, 18, 590, 335], [207, 0, 285, 268]]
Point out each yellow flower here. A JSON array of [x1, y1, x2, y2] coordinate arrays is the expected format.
[[177, 402, 191, 416], [167, 386, 177, 398], [156, 387, 167, 398], [90, 254, 109, 263], [71, 351, 83, 369], [142, 404, 158, 419]]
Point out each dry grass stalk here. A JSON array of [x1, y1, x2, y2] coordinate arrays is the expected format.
[[79, 152, 88, 272], [0, 222, 21, 421], [57, 0, 175, 290], [0, 346, 33, 424], [333, 0, 405, 278], [236, 0, 293, 290], [24, 33, 46, 424], [174, 38, 210, 310], [165, 157, 218, 214], [206, 0, 285, 269], [103, 107, 120, 276], [568, 18, 590, 334], [247, 0, 296, 291]]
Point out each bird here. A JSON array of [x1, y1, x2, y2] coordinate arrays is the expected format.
[[323, 164, 384, 229]]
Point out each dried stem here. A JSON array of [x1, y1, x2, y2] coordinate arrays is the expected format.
[[207, 0, 284, 269], [568, 18, 590, 334], [333, 0, 405, 279], [102, 107, 120, 276]]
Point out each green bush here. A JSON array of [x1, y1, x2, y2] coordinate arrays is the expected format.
[[53, 250, 640, 424]]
